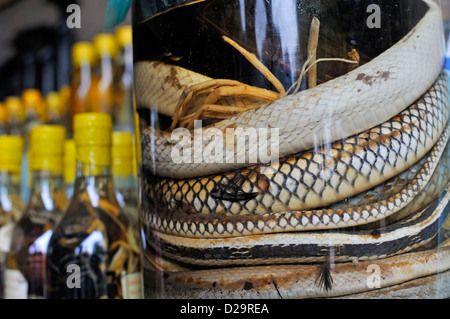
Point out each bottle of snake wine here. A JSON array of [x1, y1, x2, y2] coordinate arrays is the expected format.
[[45, 113, 143, 299], [113, 26, 134, 133], [0, 136, 24, 299], [63, 139, 76, 200], [92, 33, 119, 119], [4, 125, 67, 299], [69, 42, 97, 131]]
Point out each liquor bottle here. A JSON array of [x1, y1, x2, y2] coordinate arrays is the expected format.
[[22, 89, 46, 135], [112, 132, 139, 243], [4, 96, 25, 137], [0, 136, 24, 299], [21, 89, 46, 203], [58, 86, 71, 130], [113, 26, 134, 132], [63, 139, 76, 200], [45, 113, 143, 299], [4, 125, 67, 299], [45, 92, 64, 125], [69, 42, 96, 131], [0, 102, 8, 135], [92, 33, 118, 117]]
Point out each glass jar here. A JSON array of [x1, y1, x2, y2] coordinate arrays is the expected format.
[[132, 0, 450, 299]]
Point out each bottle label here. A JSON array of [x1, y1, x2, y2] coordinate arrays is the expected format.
[[0, 223, 14, 253], [4, 269, 28, 299], [121, 272, 143, 299]]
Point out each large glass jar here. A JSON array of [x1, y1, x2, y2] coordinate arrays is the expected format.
[[132, 0, 450, 299]]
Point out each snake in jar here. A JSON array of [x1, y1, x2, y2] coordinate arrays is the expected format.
[[136, 0, 450, 297]]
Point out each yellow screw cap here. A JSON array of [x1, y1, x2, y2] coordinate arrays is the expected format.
[[30, 125, 66, 173], [64, 140, 77, 184], [73, 112, 112, 145], [112, 132, 134, 176], [0, 136, 24, 173], [30, 125, 67, 154], [93, 33, 119, 58], [72, 42, 96, 67], [116, 25, 132, 48], [74, 112, 112, 166]]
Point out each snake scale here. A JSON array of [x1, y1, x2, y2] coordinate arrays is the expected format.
[[137, 0, 450, 298]]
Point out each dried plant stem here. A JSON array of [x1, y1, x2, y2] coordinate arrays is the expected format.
[[222, 35, 285, 96], [307, 17, 321, 89]]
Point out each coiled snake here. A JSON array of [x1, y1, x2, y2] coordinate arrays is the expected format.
[[137, 0, 450, 298]]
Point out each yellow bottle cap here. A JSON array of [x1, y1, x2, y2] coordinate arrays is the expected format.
[[72, 42, 96, 67], [45, 91, 62, 116], [0, 102, 7, 125], [0, 136, 23, 173], [112, 132, 134, 176], [74, 112, 112, 166], [64, 139, 76, 184], [22, 89, 46, 121], [4, 96, 25, 123], [93, 33, 119, 59], [116, 25, 132, 48], [30, 125, 66, 173]]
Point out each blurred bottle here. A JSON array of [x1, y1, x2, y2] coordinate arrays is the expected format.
[[113, 26, 134, 132], [58, 86, 71, 130], [45, 113, 143, 299], [63, 139, 76, 199], [22, 89, 46, 131], [112, 132, 139, 242], [21, 89, 46, 204], [0, 136, 24, 299], [92, 33, 119, 117], [4, 97, 26, 199], [45, 91, 64, 125], [69, 42, 96, 131], [5, 125, 67, 299], [4, 96, 25, 137], [0, 103, 8, 135]]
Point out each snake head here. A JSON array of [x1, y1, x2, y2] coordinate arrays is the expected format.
[[211, 174, 260, 202]]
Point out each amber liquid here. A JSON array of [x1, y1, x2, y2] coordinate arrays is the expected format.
[[70, 64, 98, 131], [5, 173, 66, 299], [46, 174, 142, 299]]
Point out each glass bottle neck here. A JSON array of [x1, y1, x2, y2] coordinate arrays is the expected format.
[[73, 162, 117, 207], [122, 45, 133, 86], [113, 174, 136, 189], [28, 170, 66, 212], [76, 64, 92, 96], [99, 56, 114, 86], [0, 170, 18, 213]]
